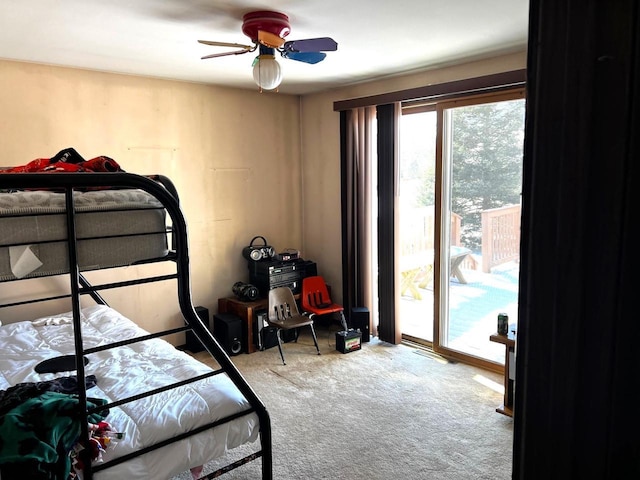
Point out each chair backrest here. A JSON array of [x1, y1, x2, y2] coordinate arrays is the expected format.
[[268, 286, 301, 323], [301, 275, 333, 310]]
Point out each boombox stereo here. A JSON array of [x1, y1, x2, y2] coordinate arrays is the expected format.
[[232, 281, 260, 302], [242, 236, 276, 262]]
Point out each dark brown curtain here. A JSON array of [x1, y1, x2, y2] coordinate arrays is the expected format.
[[340, 103, 402, 344], [340, 107, 377, 334], [376, 103, 402, 344], [514, 0, 638, 478]]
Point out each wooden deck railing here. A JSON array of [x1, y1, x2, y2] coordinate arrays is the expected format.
[[400, 206, 461, 255], [401, 204, 521, 274], [480, 204, 521, 273]]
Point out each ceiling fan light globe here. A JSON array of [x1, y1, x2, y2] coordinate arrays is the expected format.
[[252, 55, 282, 91]]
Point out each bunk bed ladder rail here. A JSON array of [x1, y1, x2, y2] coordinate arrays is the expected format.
[[59, 185, 95, 477]]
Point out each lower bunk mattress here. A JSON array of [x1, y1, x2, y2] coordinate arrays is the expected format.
[[0, 304, 261, 479], [0, 188, 169, 281]]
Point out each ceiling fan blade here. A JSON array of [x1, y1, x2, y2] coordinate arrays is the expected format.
[[282, 37, 338, 53], [198, 39, 254, 49], [258, 30, 285, 48], [200, 48, 253, 60], [198, 39, 255, 60], [281, 51, 327, 64]]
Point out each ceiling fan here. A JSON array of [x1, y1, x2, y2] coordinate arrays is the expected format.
[[198, 10, 338, 92]]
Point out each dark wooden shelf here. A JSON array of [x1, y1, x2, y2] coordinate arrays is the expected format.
[[490, 328, 516, 418]]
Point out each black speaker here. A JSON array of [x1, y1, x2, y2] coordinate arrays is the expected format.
[[213, 313, 243, 356], [351, 307, 370, 342], [186, 306, 210, 353]]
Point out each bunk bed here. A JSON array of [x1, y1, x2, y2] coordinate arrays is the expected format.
[[0, 170, 272, 480]]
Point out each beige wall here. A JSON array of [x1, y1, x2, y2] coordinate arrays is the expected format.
[[0, 60, 302, 339], [0, 50, 526, 341]]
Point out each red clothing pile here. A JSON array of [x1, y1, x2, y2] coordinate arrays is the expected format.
[[4, 148, 122, 173]]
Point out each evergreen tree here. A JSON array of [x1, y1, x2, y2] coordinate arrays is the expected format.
[[449, 99, 524, 250]]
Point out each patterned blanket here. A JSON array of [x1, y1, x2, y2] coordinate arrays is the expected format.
[[0, 377, 108, 480]]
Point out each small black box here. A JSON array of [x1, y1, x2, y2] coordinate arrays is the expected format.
[[336, 329, 362, 354], [296, 259, 317, 279], [351, 307, 370, 342], [260, 325, 297, 350], [260, 326, 280, 350]]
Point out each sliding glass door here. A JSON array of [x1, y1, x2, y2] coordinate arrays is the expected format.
[[399, 90, 525, 367], [438, 92, 524, 364], [398, 107, 436, 343]]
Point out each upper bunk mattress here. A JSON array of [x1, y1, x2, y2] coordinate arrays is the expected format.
[[0, 188, 169, 281]]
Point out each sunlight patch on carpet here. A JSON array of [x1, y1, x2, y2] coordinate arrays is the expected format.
[[473, 374, 504, 394]]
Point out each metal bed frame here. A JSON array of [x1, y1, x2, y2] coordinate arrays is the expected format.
[[0, 172, 273, 480]]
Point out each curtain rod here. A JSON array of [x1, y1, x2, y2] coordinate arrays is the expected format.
[[333, 69, 526, 111]]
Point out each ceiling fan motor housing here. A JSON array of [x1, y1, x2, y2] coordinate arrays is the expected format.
[[242, 11, 291, 42]]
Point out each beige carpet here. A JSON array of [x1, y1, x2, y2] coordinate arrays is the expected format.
[[173, 324, 513, 480]]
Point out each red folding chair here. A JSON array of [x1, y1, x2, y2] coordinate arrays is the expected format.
[[301, 275, 348, 330]]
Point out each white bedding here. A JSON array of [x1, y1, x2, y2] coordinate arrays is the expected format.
[[0, 305, 260, 479]]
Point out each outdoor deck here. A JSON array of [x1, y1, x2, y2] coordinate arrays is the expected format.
[[400, 260, 519, 364], [400, 203, 521, 364]]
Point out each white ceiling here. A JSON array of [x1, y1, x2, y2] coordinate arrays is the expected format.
[[0, 1, 530, 95]]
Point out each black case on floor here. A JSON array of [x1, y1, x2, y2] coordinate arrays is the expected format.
[[185, 305, 210, 353], [260, 326, 297, 350]]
